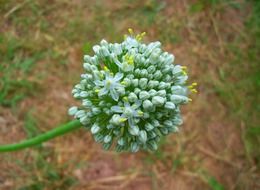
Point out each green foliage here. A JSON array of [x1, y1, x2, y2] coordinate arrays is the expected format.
[[0, 35, 41, 107], [207, 176, 225, 190]]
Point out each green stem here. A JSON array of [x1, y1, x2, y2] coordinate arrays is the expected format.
[[0, 120, 82, 153]]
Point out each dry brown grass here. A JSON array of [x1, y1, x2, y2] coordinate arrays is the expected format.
[[0, 0, 259, 189]]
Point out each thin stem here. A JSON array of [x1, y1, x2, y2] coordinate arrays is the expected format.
[[0, 120, 82, 153]]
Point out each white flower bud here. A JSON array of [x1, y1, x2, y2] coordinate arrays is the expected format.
[[170, 95, 189, 104], [148, 140, 158, 151], [75, 110, 85, 118], [118, 137, 125, 146], [152, 96, 165, 106], [80, 91, 88, 98], [132, 79, 139, 87], [157, 90, 166, 97], [93, 45, 101, 54], [128, 125, 139, 136], [130, 142, 139, 152], [91, 124, 100, 134], [68, 106, 78, 116], [104, 135, 112, 143], [139, 78, 148, 89], [165, 102, 176, 110], [147, 65, 156, 73], [82, 99, 92, 107], [145, 123, 154, 131], [83, 63, 92, 71], [139, 91, 150, 100], [142, 100, 153, 110], [134, 88, 141, 94], [139, 130, 147, 143], [128, 92, 138, 102]]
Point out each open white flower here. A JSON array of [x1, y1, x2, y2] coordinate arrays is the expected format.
[[111, 101, 143, 127], [94, 72, 124, 101]]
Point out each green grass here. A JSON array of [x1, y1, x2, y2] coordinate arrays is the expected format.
[[0, 34, 42, 107], [0, 0, 259, 189]]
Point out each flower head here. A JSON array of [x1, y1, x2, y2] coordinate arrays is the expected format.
[[69, 29, 195, 152]]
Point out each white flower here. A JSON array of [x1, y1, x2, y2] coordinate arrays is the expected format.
[[111, 101, 143, 127], [94, 72, 124, 101], [69, 31, 194, 152]]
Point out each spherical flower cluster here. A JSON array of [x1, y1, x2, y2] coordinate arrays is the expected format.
[[68, 30, 195, 152]]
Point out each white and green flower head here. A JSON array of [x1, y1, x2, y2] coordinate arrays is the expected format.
[[68, 29, 197, 152]]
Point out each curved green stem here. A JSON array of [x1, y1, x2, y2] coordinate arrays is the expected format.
[[0, 120, 82, 153]]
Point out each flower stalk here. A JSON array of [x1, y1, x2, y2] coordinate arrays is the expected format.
[[0, 120, 81, 153]]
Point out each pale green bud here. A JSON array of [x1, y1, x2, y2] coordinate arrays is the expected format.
[[139, 130, 147, 143], [157, 90, 166, 97], [145, 123, 154, 131], [170, 95, 189, 104], [148, 140, 158, 151], [142, 100, 153, 110], [130, 142, 139, 152], [128, 125, 139, 136], [128, 92, 138, 102], [139, 78, 148, 89], [152, 96, 165, 106], [68, 106, 78, 116], [80, 91, 88, 98], [91, 124, 100, 134], [132, 79, 139, 87], [104, 135, 112, 143], [139, 91, 150, 100], [165, 102, 176, 110]]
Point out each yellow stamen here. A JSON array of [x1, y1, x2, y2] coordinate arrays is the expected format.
[[181, 66, 187, 70], [192, 82, 197, 86], [119, 118, 127, 122], [95, 89, 100, 93], [128, 28, 134, 35], [123, 96, 128, 102], [121, 81, 127, 85], [104, 66, 109, 71], [191, 89, 198, 93], [188, 98, 192, 102], [182, 71, 187, 75], [106, 80, 111, 85], [138, 111, 144, 116]]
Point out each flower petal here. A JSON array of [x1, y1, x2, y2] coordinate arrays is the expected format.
[[110, 88, 119, 101], [114, 72, 124, 81], [94, 80, 104, 86], [98, 88, 109, 96], [111, 106, 123, 113]]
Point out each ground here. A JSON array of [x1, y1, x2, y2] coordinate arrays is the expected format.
[[0, 0, 259, 190]]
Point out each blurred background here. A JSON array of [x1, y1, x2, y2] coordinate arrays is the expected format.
[[0, 0, 259, 189]]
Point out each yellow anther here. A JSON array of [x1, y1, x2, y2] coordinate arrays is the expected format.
[[182, 71, 187, 75], [106, 80, 111, 85], [123, 96, 128, 102], [188, 98, 192, 102], [191, 89, 198, 93], [121, 81, 127, 85], [95, 89, 100, 93], [128, 28, 134, 35], [104, 66, 109, 71], [192, 82, 197, 86], [119, 118, 127, 122], [141, 32, 146, 37], [138, 111, 144, 116], [181, 66, 187, 70]]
